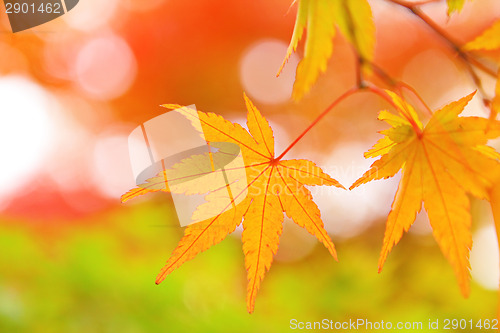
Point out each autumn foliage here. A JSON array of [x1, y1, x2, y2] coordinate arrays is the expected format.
[[122, 0, 500, 314]]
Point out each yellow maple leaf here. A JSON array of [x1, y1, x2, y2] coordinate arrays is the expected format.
[[279, 0, 375, 100], [351, 91, 500, 296], [464, 21, 500, 121], [447, 0, 467, 15], [279, 0, 336, 101], [122, 94, 344, 313], [464, 19, 500, 51], [492, 71, 500, 121], [332, 0, 375, 69]]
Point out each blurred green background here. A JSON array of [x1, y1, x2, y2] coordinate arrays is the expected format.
[[0, 0, 499, 332], [0, 200, 497, 332]]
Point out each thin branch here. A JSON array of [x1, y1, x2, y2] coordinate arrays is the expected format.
[[388, 0, 441, 6], [466, 55, 497, 77], [366, 84, 424, 136], [276, 86, 360, 161], [386, 0, 497, 81], [355, 56, 365, 88], [408, 6, 462, 49], [459, 55, 492, 102], [370, 62, 398, 87], [398, 82, 434, 116], [365, 58, 433, 115]]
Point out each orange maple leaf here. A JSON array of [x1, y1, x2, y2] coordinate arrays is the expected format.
[[279, 0, 375, 100], [351, 90, 500, 296], [463, 20, 500, 121], [122, 94, 343, 313]]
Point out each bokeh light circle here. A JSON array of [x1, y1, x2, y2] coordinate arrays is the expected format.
[[91, 132, 137, 199], [0, 76, 54, 199], [75, 35, 137, 101], [239, 39, 299, 104], [471, 224, 499, 290], [315, 142, 398, 238], [64, 0, 120, 32]]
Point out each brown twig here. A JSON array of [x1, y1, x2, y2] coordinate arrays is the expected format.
[[387, 0, 497, 100]]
